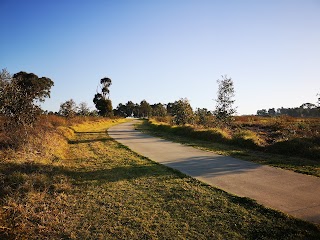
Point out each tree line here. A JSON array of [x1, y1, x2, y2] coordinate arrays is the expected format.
[[256, 102, 320, 118], [57, 74, 237, 128]]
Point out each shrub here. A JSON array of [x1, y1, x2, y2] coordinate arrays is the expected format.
[[267, 137, 320, 160]]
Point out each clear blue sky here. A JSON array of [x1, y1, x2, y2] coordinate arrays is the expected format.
[[1, 0, 319, 114]]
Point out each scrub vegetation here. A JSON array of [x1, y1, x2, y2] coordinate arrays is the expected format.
[[139, 116, 320, 177], [1, 117, 319, 239]]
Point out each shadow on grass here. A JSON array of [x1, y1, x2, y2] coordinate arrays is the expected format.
[[1, 160, 320, 238], [68, 138, 112, 144], [0, 160, 174, 200], [68, 131, 112, 144]]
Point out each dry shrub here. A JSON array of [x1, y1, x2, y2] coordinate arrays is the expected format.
[[0, 116, 75, 239], [42, 115, 67, 127]]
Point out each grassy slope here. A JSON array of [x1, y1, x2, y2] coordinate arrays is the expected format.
[[138, 120, 320, 177], [1, 119, 319, 239]]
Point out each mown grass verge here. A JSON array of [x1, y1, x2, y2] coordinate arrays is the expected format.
[[1, 118, 319, 239], [137, 120, 320, 177]]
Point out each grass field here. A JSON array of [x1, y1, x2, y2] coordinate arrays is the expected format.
[[1, 118, 319, 239], [141, 118, 320, 177]]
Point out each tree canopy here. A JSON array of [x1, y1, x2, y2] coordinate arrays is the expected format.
[[0, 69, 54, 146], [0, 70, 54, 126], [172, 98, 194, 125]]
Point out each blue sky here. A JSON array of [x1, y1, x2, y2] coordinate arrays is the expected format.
[[1, 0, 319, 114]]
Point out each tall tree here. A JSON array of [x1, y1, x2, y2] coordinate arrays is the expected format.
[[93, 77, 113, 117], [100, 77, 112, 99], [214, 75, 236, 126]]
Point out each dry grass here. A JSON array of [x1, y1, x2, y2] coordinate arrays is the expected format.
[[0, 117, 319, 239]]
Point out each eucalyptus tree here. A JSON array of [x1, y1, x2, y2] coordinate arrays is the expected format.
[[93, 77, 113, 117]]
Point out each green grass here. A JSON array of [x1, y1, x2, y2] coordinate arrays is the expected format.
[[137, 120, 320, 178], [1, 119, 319, 239]]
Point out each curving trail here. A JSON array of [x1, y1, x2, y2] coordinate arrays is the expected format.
[[108, 120, 320, 224]]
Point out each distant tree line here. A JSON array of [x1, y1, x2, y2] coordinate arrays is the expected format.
[[113, 98, 214, 126], [257, 102, 320, 117], [113, 75, 236, 127]]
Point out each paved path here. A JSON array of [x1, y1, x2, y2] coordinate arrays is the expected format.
[[108, 121, 320, 224]]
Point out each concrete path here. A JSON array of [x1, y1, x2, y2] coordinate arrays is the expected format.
[[108, 121, 320, 224]]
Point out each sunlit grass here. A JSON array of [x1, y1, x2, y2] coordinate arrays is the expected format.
[[1, 118, 319, 239]]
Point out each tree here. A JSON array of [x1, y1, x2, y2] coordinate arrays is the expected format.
[[214, 75, 236, 126], [151, 103, 167, 117], [172, 98, 194, 125], [0, 69, 54, 146], [93, 77, 113, 117], [93, 93, 113, 117], [59, 99, 77, 117], [139, 100, 152, 118], [268, 108, 276, 116], [100, 77, 112, 99], [125, 101, 135, 117], [77, 102, 91, 116], [257, 109, 268, 116], [114, 103, 127, 117], [0, 70, 54, 126], [166, 102, 174, 116], [195, 108, 213, 126]]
